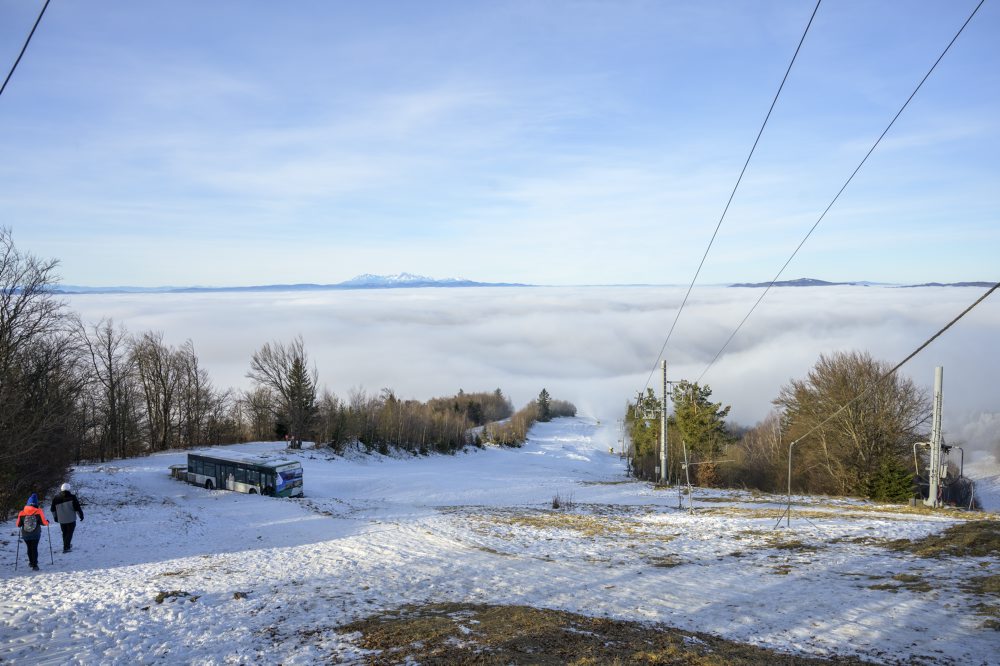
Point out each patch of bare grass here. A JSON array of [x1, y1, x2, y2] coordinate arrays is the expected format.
[[971, 603, 1000, 631], [962, 574, 1000, 597], [773, 540, 820, 552], [338, 603, 871, 665], [154, 590, 199, 604], [829, 536, 890, 548], [646, 554, 684, 568], [735, 530, 823, 553], [699, 506, 840, 521], [505, 512, 631, 538], [868, 573, 933, 594], [862, 504, 994, 520], [885, 521, 1000, 559]]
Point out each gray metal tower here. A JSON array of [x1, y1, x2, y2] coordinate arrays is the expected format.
[[660, 359, 668, 485], [924, 366, 944, 508]]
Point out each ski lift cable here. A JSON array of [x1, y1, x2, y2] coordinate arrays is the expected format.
[[0, 0, 52, 99], [696, 0, 986, 385], [785, 279, 999, 449], [639, 0, 823, 396]]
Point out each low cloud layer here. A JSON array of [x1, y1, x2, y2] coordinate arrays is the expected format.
[[67, 286, 999, 450]]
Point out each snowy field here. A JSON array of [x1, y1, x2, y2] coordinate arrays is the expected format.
[[2, 417, 997, 664]]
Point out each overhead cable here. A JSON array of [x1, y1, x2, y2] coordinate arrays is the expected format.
[[786, 280, 999, 447], [697, 0, 986, 384], [0, 0, 52, 99], [639, 0, 822, 395]]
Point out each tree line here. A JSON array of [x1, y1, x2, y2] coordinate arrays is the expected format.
[[484, 388, 577, 447], [0, 230, 577, 517], [626, 350, 957, 504]]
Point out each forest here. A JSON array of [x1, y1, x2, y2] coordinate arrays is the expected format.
[[625, 353, 975, 505], [0, 230, 575, 517]]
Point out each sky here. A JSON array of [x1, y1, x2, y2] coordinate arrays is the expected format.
[[66, 286, 1000, 455], [1, 0, 998, 287]]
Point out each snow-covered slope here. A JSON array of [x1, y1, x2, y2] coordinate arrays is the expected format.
[[1, 419, 996, 664], [967, 453, 1000, 512]]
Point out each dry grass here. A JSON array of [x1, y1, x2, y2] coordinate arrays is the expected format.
[[868, 573, 933, 594], [971, 603, 1000, 631], [861, 504, 995, 519], [339, 603, 872, 665], [698, 506, 840, 521], [960, 575, 1000, 632], [773, 540, 820, 552], [477, 509, 659, 540], [884, 521, 1000, 559], [734, 530, 823, 553], [154, 590, 198, 604], [962, 574, 1000, 597], [646, 554, 684, 568], [505, 512, 628, 538]]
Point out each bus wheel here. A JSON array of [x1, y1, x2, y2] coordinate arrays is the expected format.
[[205, 479, 214, 490]]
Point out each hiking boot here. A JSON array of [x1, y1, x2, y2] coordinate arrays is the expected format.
[[31, 565, 39, 571], [63, 547, 71, 553]]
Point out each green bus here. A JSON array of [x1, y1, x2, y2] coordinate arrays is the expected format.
[[184, 451, 304, 497]]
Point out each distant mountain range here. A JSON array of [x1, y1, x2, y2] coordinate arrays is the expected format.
[[728, 278, 993, 288], [49, 275, 993, 294], [52, 273, 528, 294]]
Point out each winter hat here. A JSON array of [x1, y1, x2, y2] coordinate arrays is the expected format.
[[61, 483, 72, 492], [27, 493, 38, 507]]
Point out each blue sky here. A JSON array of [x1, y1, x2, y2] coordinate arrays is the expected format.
[[1, 0, 997, 286]]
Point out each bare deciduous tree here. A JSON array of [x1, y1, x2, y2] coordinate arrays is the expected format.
[[77, 318, 139, 460], [775, 351, 929, 497], [247, 336, 317, 447], [131, 331, 181, 452], [0, 229, 82, 516]]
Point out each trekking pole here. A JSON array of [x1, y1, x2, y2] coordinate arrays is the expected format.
[[14, 534, 21, 570], [46, 524, 53, 564]]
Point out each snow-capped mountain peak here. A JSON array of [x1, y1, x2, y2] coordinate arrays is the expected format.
[[340, 273, 457, 286]]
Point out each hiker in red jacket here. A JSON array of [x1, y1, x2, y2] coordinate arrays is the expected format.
[[16, 494, 50, 571]]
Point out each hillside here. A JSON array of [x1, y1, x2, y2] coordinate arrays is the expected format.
[[2, 419, 997, 664]]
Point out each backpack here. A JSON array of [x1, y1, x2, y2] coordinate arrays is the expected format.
[[20, 513, 40, 538]]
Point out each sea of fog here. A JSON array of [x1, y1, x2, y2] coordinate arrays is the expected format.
[[65, 285, 1000, 455]]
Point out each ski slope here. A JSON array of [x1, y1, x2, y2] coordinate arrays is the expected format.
[[1, 418, 996, 664], [966, 453, 1000, 513]]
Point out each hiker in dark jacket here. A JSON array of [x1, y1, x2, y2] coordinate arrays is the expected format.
[[51, 483, 84, 553], [16, 494, 49, 570]]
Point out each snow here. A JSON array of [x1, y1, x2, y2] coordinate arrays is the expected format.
[[967, 453, 1000, 513], [2, 418, 997, 664]]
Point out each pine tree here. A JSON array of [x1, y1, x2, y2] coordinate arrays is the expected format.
[[866, 459, 915, 502], [285, 354, 317, 448], [537, 389, 551, 422], [669, 380, 732, 459]]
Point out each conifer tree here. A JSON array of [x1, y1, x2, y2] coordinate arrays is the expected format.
[[537, 388, 551, 422]]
